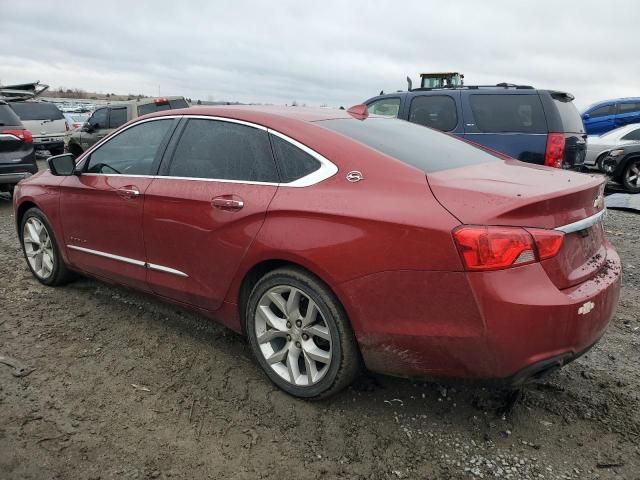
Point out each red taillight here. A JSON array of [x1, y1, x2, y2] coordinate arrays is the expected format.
[[72, 122, 81, 129], [544, 133, 565, 168], [154, 97, 169, 105], [527, 228, 564, 260], [3, 129, 33, 143], [453, 226, 564, 271]]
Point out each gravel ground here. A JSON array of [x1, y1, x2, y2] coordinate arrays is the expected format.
[[1, 183, 639, 480]]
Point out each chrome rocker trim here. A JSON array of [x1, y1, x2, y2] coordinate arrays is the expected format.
[[67, 245, 188, 277]]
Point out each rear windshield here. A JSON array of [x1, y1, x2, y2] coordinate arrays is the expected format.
[[137, 98, 189, 116], [552, 97, 585, 133], [0, 104, 23, 126], [469, 94, 547, 133], [10, 102, 64, 121], [317, 118, 500, 173]]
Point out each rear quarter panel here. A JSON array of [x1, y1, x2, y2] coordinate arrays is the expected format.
[[223, 121, 463, 329]]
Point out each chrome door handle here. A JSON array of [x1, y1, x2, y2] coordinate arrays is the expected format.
[[117, 187, 140, 199], [212, 195, 244, 211]]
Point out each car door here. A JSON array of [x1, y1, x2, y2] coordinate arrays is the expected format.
[[79, 107, 109, 150], [615, 101, 640, 128], [143, 117, 279, 311], [60, 117, 178, 290], [583, 103, 616, 135]]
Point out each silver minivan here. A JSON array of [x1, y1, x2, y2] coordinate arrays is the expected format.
[[9, 102, 68, 156]]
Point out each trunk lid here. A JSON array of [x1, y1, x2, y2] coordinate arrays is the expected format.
[[428, 160, 607, 288]]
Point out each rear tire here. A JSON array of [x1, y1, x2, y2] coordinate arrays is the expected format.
[[245, 267, 360, 399], [20, 208, 74, 286], [621, 157, 640, 193]]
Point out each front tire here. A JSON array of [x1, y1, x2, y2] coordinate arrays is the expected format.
[[20, 208, 74, 286], [621, 157, 640, 193], [246, 267, 360, 399]]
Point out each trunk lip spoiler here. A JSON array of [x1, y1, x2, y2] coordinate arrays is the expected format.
[[554, 209, 606, 234]]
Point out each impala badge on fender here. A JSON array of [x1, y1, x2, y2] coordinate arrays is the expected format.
[[346, 171, 364, 183]]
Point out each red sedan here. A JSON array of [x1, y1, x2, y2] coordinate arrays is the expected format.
[[13, 106, 621, 399]]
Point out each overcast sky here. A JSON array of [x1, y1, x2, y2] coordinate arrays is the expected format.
[[1, 0, 638, 110]]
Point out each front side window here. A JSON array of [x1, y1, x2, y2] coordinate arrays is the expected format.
[[469, 94, 547, 133], [588, 104, 615, 118], [367, 98, 400, 117], [89, 108, 108, 129], [85, 119, 173, 175], [108, 107, 127, 128], [166, 119, 278, 182], [409, 95, 457, 131], [269, 134, 321, 183]]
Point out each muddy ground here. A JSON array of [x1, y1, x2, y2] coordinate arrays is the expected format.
[[1, 180, 639, 479]]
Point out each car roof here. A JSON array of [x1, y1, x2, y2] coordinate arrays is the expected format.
[[584, 97, 640, 111], [141, 105, 357, 125]]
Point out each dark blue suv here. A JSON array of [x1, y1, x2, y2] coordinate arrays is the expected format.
[[364, 85, 587, 170]]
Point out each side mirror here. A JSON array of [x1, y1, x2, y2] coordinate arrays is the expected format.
[[48, 153, 77, 176], [582, 113, 590, 120]]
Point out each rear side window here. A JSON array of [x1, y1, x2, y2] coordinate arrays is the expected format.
[[618, 102, 640, 114], [552, 98, 584, 133], [367, 98, 400, 117], [10, 102, 64, 121], [588, 104, 615, 118], [109, 107, 127, 128], [137, 99, 189, 116], [269, 134, 321, 183], [469, 94, 546, 133], [318, 118, 500, 173], [0, 104, 22, 126], [167, 119, 278, 182], [621, 128, 640, 141], [409, 95, 457, 131]]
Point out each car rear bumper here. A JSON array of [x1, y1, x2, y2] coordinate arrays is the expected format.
[[341, 243, 621, 382], [33, 138, 65, 151]]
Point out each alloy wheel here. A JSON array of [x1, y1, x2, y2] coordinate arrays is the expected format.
[[254, 285, 332, 386], [23, 217, 55, 280], [625, 159, 640, 188]]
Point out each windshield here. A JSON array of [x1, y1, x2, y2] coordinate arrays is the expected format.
[[317, 118, 501, 173]]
